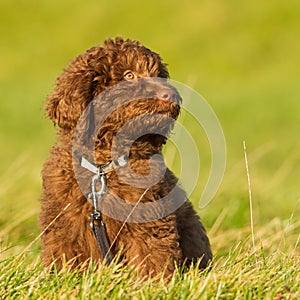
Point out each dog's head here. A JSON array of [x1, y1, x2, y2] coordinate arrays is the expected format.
[[46, 37, 171, 129], [88, 77, 182, 160]]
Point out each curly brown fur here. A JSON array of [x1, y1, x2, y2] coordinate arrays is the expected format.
[[39, 37, 212, 278]]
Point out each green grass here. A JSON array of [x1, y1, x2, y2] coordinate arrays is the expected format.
[[0, 0, 300, 298], [1, 221, 299, 299]]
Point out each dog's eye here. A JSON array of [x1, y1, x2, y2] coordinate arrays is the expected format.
[[123, 71, 136, 80]]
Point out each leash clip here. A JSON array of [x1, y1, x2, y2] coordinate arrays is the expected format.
[[89, 173, 107, 228]]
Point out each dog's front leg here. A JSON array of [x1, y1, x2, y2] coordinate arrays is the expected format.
[[117, 215, 182, 278]]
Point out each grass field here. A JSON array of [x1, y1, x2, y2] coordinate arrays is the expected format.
[[1, 0, 300, 298]]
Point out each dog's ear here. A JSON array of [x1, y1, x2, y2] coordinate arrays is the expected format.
[[46, 47, 109, 129]]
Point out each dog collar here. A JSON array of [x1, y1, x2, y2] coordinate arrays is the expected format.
[[80, 155, 128, 176]]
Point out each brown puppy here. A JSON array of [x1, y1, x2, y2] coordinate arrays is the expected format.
[[39, 37, 212, 278]]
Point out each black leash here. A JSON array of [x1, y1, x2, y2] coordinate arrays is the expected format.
[[90, 214, 113, 264], [77, 154, 128, 265]]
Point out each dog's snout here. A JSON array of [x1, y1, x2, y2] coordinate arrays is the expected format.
[[156, 86, 182, 105], [157, 88, 173, 101]]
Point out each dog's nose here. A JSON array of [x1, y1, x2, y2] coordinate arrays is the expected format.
[[157, 89, 172, 102]]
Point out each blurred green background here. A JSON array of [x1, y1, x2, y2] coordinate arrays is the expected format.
[[0, 0, 299, 257]]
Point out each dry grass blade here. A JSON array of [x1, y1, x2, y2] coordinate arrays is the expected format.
[[104, 187, 150, 261], [243, 141, 256, 250]]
